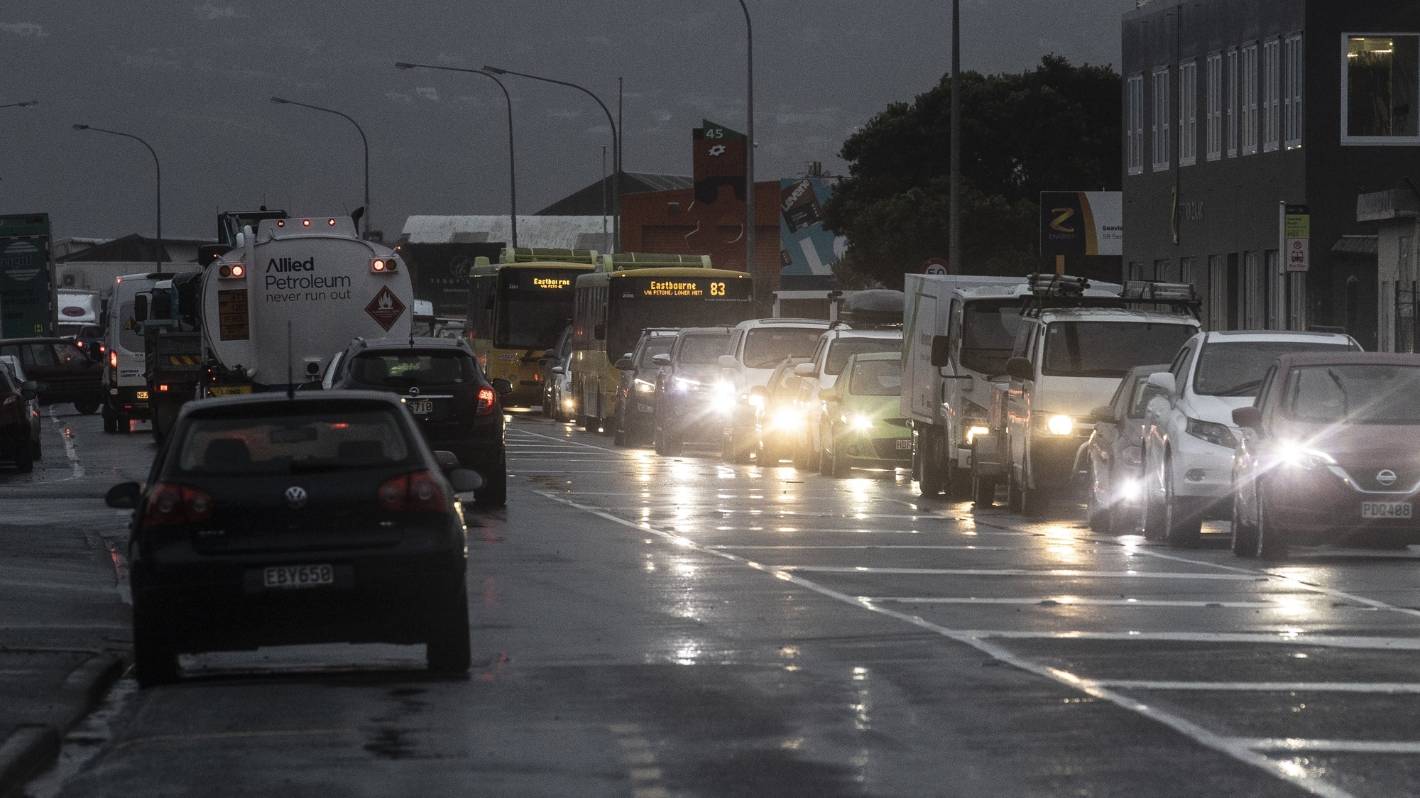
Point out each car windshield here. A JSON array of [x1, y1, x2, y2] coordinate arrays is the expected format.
[[1285, 364, 1420, 424], [826, 338, 900, 375], [175, 410, 413, 475], [347, 351, 473, 388], [849, 359, 902, 396], [676, 334, 732, 365], [636, 337, 674, 367], [1042, 322, 1194, 378], [961, 300, 1022, 375], [742, 328, 824, 368], [1194, 341, 1353, 396], [117, 301, 143, 353], [498, 293, 572, 350]]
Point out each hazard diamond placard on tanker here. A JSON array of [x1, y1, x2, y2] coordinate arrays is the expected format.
[[365, 286, 406, 331]]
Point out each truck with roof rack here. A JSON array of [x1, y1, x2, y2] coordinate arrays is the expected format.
[[969, 276, 1200, 515]]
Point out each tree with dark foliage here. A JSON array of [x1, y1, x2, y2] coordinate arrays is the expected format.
[[825, 56, 1121, 287]]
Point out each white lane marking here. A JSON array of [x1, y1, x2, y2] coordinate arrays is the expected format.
[[1238, 738, 1420, 754], [533, 490, 1352, 798], [968, 630, 1420, 650], [778, 566, 1263, 580], [1098, 681, 1420, 694], [705, 544, 1011, 551], [977, 518, 1420, 622], [867, 596, 1281, 609], [49, 408, 84, 479], [508, 428, 622, 452]]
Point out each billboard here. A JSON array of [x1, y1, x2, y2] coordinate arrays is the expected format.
[[692, 119, 747, 205], [778, 177, 844, 289], [1040, 191, 1122, 257], [0, 213, 54, 338]]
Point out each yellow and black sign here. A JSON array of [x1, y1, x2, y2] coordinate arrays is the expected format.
[[217, 289, 249, 341], [531, 276, 573, 290], [623, 276, 752, 301]]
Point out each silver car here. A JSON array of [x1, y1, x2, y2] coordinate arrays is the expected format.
[[1082, 363, 1170, 534]]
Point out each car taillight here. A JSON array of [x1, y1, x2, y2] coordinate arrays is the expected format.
[[378, 470, 447, 512], [109, 350, 118, 369], [476, 386, 496, 416], [142, 483, 213, 527]]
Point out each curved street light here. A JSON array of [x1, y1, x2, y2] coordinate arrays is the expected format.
[[270, 97, 372, 238], [734, 0, 757, 285], [483, 64, 620, 252], [396, 61, 519, 248], [0, 100, 38, 111], [72, 124, 164, 276]]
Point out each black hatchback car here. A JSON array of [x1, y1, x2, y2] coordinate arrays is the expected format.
[[328, 337, 509, 506], [105, 391, 480, 686], [0, 337, 103, 414]]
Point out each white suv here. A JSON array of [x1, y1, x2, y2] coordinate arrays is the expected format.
[[791, 327, 902, 471], [717, 318, 829, 462], [1141, 330, 1360, 546]]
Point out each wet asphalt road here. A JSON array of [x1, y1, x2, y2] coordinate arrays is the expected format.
[[20, 411, 1420, 797]]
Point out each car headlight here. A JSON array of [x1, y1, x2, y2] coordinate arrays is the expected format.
[[1117, 477, 1142, 502], [770, 408, 804, 432], [1043, 414, 1074, 436], [1185, 418, 1237, 448], [1272, 440, 1336, 471], [848, 414, 873, 432], [634, 378, 655, 394], [748, 393, 766, 409], [965, 425, 990, 445], [712, 380, 737, 403], [672, 376, 698, 393]]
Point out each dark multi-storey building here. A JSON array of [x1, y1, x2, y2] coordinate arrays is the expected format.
[[1122, 0, 1420, 348]]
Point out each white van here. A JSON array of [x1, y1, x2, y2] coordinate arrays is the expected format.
[[103, 273, 161, 433]]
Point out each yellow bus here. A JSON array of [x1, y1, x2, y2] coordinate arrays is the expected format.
[[570, 253, 754, 430], [466, 248, 598, 407]]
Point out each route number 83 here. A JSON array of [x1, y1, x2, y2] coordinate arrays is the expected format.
[[709, 281, 727, 296]]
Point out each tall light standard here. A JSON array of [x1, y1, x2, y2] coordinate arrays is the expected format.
[[483, 65, 619, 252], [0, 100, 38, 111], [270, 97, 372, 238], [949, 0, 961, 276], [734, 0, 757, 284], [72, 124, 163, 276], [396, 61, 519, 248]]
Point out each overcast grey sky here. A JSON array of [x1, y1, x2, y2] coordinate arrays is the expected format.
[[0, 0, 1132, 241]]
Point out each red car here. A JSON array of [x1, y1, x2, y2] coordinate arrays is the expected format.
[[1231, 352, 1420, 559]]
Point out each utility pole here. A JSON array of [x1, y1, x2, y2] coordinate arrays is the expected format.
[[949, 0, 961, 276]]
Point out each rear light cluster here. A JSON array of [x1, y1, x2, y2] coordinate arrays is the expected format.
[[109, 351, 118, 369], [378, 470, 447, 512], [370, 258, 397, 273], [218, 263, 246, 279], [143, 483, 213, 527], [476, 386, 497, 416]]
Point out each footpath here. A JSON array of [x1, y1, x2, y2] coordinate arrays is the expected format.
[[0, 448, 130, 796]]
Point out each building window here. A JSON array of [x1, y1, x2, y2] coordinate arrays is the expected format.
[[1242, 43, 1259, 155], [1262, 38, 1281, 152], [1127, 74, 1144, 175], [1206, 52, 1223, 160], [1127, 262, 1149, 281], [1179, 60, 1198, 166], [1243, 251, 1265, 328], [1226, 48, 1239, 157], [1284, 34, 1304, 149], [1343, 34, 1420, 145], [1154, 259, 1175, 283], [1152, 67, 1171, 171]]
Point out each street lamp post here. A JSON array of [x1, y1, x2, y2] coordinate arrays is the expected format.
[[735, 0, 757, 284], [483, 65, 619, 252], [269, 97, 371, 239], [395, 62, 519, 248], [949, 0, 961, 276], [72, 124, 163, 276]]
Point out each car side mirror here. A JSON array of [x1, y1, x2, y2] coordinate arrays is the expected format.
[[717, 355, 739, 370], [551, 365, 565, 375], [1005, 357, 1034, 382], [615, 356, 634, 370], [793, 362, 816, 378], [820, 388, 839, 403], [1089, 405, 1115, 425], [105, 482, 142, 509], [1147, 371, 1177, 397], [449, 468, 483, 494], [491, 378, 513, 397], [132, 295, 149, 323], [1232, 406, 1263, 431], [929, 335, 951, 368], [434, 450, 460, 471], [651, 353, 672, 368]]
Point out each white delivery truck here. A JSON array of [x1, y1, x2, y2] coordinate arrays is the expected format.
[[56, 289, 100, 337], [103, 273, 163, 433], [902, 275, 1122, 498], [201, 215, 413, 395]]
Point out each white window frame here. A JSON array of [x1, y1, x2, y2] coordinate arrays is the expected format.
[[1127, 74, 1144, 175], [1206, 52, 1223, 160], [1242, 43, 1259, 155], [1284, 34, 1304, 149], [1262, 38, 1281, 152], [1341, 32, 1420, 146], [1179, 60, 1198, 166], [1152, 67, 1171, 171], [1225, 48, 1239, 157]]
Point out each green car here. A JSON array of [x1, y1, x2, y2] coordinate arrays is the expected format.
[[819, 352, 911, 477]]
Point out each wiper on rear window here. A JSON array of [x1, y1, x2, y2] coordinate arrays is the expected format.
[[1216, 378, 1263, 396]]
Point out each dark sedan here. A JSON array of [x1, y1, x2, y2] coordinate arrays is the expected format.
[[106, 391, 480, 686], [0, 337, 103, 414], [1231, 352, 1420, 559]]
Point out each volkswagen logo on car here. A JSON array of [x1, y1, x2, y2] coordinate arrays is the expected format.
[[284, 486, 309, 509]]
